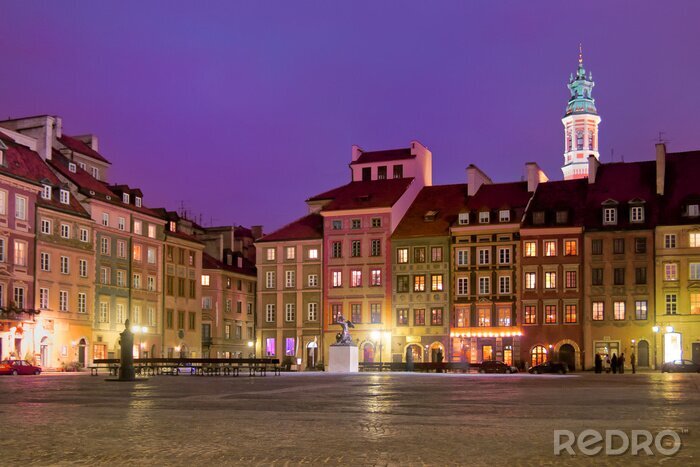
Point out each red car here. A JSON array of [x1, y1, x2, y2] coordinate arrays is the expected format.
[[0, 360, 42, 375]]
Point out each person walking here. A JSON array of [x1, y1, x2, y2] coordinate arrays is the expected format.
[[611, 353, 618, 374], [595, 353, 602, 373], [631, 352, 636, 374], [619, 353, 625, 374]]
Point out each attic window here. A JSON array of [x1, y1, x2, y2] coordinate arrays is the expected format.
[[41, 185, 52, 200], [478, 211, 490, 224], [499, 210, 510, 223], [169, 221, 176, 232], [135, 197, 142, 207], [532, 211, 545, 225], [458, 212, 469, 225], [556, 211, 568, 224], [603, 207, 617, 225], [68, 162, 77, 173], [424, 210, 438, 222], [688, 204, 700, 217], [91, 167, 99, 180], [59, 189, 70, 205], [78, 162, 86, 170], [123, 193, 130, 204]]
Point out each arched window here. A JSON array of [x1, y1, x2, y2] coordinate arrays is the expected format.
[[531, 345, 548, 367]]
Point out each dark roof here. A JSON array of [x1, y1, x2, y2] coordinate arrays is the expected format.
[[202, 252, 256, 277], [350, 148, 414, 165], [523, 179, 588, 227], [48, 151, 164, 219], [0, 132, 89, 218], [393, 184, 467, 238], [257, 213, 323, 243], [659, 150, 700, 225], [58, 134, 110, 164], [307, 178, 414, 211], [165, 229, 204, 245], [584, 160, 658, 230], [453, 181, 531, 226]]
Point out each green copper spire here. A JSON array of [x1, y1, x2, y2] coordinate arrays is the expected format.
[[565, 44, 597, 116]]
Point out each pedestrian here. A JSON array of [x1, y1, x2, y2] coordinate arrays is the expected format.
[[619, 353, 625, 374], [595, 353, 602, 373], [405, 346, 414, 372], [611, 353, 618, 374], [605, 354, 611, 373], [631, 352, 636, 374], [436, 348, 444, 373]]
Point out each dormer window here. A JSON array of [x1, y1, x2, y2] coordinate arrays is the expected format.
[[688, 204, 700, 217], [630, 206, 644, 223], [122, 193, 130, 204], [59, 189, 70, 205], [68, 162, 77, 173], [556, 210, 568, 224], [41, 185, 52, 200], [533, 211, 545, 225], [169, 221, 176, 232], [499, 210, 510, 223], [78, 162, 86, 170], [479, 211, 490, 224], [135, 197, 142, 207], [424, 210, 438, 222], [458, 212, 469, 225], [603, 207, 617, 225], [91, 167, 99, 180], [393, 165, 403, 179], [377, 166, 387, 180]]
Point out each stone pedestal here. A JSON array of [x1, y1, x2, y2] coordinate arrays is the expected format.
[[328, 344, 358, 373]]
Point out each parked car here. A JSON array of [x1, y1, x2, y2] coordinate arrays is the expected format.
[[528, 361, 568, 374], [478, 360, 518, 374], [661, 359, 700, 373], [0, 360, 42, 375]]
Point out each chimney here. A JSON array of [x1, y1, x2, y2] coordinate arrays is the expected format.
[[54, 116, 62, 139], [251, 225, 263, 240], [656, 143, 666, 196], [588, 155, 600, 184], [351, 144, 363, 162], [525, 162, 549, 193], [467, 164, 492, 196]]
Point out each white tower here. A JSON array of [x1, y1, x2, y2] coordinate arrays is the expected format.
[[561, 46, 601, 180]]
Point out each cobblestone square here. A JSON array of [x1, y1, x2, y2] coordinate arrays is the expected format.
[[1, 372, 698, 465]]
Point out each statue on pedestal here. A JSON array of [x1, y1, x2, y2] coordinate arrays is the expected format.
[[334, 315, 355, 345], [118, 319, 136, 381]]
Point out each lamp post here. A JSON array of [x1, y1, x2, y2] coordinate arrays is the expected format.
[[247, 340, 255, 358]]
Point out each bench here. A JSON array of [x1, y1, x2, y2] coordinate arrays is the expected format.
[[89, 359, 120, 376]]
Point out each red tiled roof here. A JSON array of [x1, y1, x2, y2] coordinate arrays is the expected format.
[[307, 178, 414, 211], [202, 252, 256, 277], [257, 213, 323, 243], [523, 179, 588, 227], [58, 134, 110, 164], [584, 161, 658, 229], [659, 151, 700, 225], [393, 184, 467, 238], [48, 150, 164, 219], [0, 132, 89, 218], [349, 148, 414, 165]]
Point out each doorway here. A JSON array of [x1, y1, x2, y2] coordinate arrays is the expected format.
[[78, 338, 87, 367], [637, 340, 650, 367], [40, 337, 50, 368], [429, 342, 444, 362], [306, 341, 318, 369], [363, 342, 375, 363], [559, 344, 576, 371], [503, 346, 513, 366], [664, 333, 681, 363], [482, 345, 493, 362], [407, 344, 423, 362], [693, 343, 700, 365]]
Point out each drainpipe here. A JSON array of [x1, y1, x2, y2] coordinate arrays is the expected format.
[[160, 235, 166, 358]]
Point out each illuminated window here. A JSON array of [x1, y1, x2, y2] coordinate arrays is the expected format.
[[430, 308, 443, 325], [544, 240, 557, 257], [525, 272, 536, 290], [431, 246, 443, 262], [332, 270, 342, 287], [565, 270, 577, 288], [133, 220, 142, 235], [531, 346, 547, 367], [431, 274, 443, 291], [564, 240, 578, 256], [664, 263, 678, 281], [414, 309, 425, 326], [371, 269, 382, 286], [524, 241, 536, 257], [477, 308, 490, 327], [690, 263, 700, 280], [397, 248, 408, 263], [592, 302, 604, 321], [285, 246, 295, 260], [635, 301, 648, 320], [524, 305, 537, 324], [691, 233, 700, 247], [613, 301, 625, 320], [565, 304, 577, 323], [690, 294, 700, 315], [497, 307, 511, 326], [545, 305, 557, 324], [132, 244, 142, 261], [397, 309, 408, 326], [308, 248, 318, 259], [350, 270, 362, 287], [413, 275, 426, 292], [266, 248, 276, 261]]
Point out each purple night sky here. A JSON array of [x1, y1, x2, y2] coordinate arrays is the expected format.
[[2, 1, 698, 233]]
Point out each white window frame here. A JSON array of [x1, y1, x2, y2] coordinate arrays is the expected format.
[[499, 210, 510, 222], [478, 211, 490, 224], [630, 206, 644, 223], [603, 207, 617, 225]]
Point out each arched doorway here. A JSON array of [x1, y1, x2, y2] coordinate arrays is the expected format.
[[429, 342, 444, 362], [306, 341, 318, 369], [40, 337, 50, 368], [407, 344, 423, 362], [179, 344, 189, 358], [559, 344, 576, 371], [531, 345, 547, 367], [78, 338, 87, 367], [362, 342, 375, 363], [637, 340, 650, 367]]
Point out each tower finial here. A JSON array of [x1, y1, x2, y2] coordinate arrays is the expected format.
[[578, 43, 583, 65]]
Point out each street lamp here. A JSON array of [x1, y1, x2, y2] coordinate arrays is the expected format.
[[247, 340, 255, 358]]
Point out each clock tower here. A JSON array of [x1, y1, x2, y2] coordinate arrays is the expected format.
[[561, 46, 601, 180]]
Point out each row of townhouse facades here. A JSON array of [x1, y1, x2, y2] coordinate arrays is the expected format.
[[0, 115, 258, 369], [256, 141, 700, 371]]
